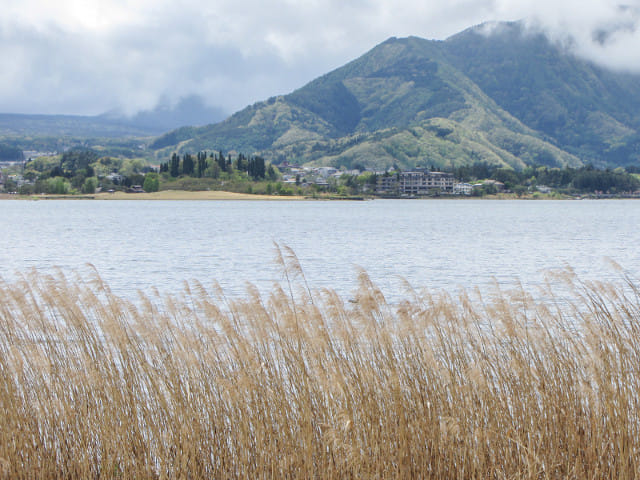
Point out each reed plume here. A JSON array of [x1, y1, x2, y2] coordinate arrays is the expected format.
[[0, 260, 639, 478]]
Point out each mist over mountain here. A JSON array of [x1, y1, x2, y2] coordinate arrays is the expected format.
[[0, 95, 227, 138], [151, 21, 640, 170], [101, 95, 228, 134]]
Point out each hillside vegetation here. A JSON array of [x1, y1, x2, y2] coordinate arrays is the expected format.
[[152, 22, 640, 170]]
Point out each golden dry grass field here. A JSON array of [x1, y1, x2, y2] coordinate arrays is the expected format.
[[1, 248, 639, 478], [0, 191, 306, 201], [96, 190, 306, 200]]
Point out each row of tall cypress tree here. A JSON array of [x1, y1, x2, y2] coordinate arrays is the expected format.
[[159, 151, 268, 179]]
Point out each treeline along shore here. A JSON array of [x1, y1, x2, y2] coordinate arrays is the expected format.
[[2, 147, 640, 198]]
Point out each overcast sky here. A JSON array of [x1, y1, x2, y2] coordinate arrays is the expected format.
[[1, 0, 639, 116]]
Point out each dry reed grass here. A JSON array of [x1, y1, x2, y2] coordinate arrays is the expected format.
[[1, 250, 639, 478]]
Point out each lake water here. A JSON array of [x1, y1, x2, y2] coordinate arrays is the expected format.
[[1, 199, 638, 300]]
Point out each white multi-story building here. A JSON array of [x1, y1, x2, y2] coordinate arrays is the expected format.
[[453, 182, 474, 195], [377, 170, 455, 195]]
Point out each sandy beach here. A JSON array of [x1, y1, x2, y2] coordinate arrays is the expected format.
[[95, 190, 307, 200], [0, 190, 306, 201]]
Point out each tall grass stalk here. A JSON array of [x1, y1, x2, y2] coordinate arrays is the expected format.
[[1, 259, 639, 478]]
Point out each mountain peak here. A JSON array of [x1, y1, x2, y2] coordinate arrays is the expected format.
[[151, 23, 640, 170]]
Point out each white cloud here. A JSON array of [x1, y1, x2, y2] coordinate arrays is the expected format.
[[0, 0, 639, 116], [486, 0, 640, 70]]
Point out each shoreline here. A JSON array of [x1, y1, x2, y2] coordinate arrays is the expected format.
[[1, 191, 637, 201], [94, 190, 307, 201], [0, 190, 307, 201]]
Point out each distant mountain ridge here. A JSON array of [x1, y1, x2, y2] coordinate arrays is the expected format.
[[151, 21, 640, 170], [0, 113, 155, 138], [100, 95, 227, 135], [0, 95, 227, 138]]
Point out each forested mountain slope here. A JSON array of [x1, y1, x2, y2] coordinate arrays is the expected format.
[[151, 22, 640, 170]]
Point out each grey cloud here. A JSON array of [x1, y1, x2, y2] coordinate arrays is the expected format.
[[524, 2, 640, 73], [0, 0, 493, 115], [2, 0, 640, 117]]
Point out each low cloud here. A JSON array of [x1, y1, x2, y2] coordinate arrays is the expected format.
[[0, 0, 639, 116], [491, 1, 640, 72]]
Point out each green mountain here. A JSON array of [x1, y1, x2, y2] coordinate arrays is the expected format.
[[151, 22, 640, 170], [442, 22, 640, 167]]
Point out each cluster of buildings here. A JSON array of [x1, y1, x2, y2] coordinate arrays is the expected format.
[[0, 172, 30, 192], [278, 162, 480, 196], [280, 164, 362, 187], [23, 150, 57, 161]]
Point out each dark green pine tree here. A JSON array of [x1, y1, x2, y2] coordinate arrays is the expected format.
[[248, 156, 266, 179], [235, 153, 248, 173], [197, 151, 207, 178], [170, 153, 180, 177], [182, 153, 195, 176], [217, 151, 226, 171]]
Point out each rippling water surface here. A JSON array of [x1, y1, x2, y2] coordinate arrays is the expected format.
[[1, 199, 638, 299]]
